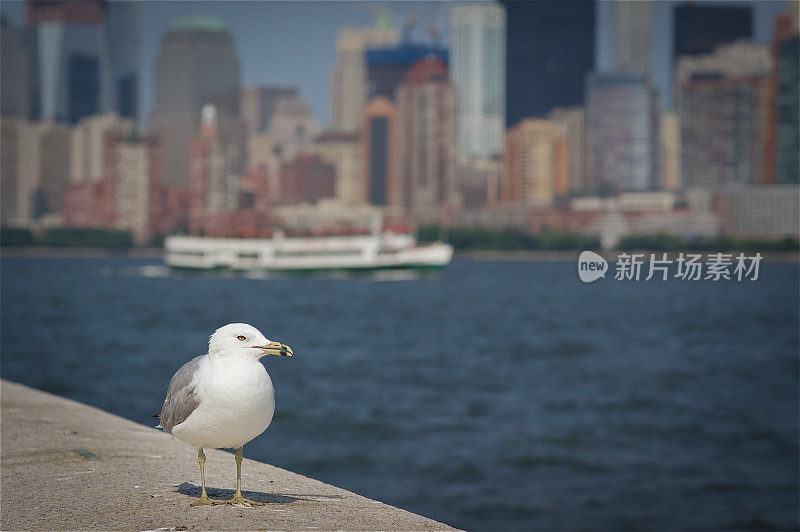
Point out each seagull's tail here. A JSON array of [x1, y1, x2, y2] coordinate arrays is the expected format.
[[153, 413, 162, 430]]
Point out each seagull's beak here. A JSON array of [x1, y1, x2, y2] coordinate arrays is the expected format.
[[255, 341, 293, 357]]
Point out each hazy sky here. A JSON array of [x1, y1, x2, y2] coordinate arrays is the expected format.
[[1, 0, 788, 126]]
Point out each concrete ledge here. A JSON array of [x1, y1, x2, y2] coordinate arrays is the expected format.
[[1, 380, 454, 531]]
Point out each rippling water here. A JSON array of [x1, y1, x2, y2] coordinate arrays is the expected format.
[[2, 256, 798, 530]]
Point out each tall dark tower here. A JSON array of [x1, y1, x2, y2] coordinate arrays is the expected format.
[[26, 0, 111, 124], [501, 0, 595, 127], [673, 3, 752, 58], [1, 17, 31, 119], [106, 1, 139, 119], [148, 15, 244, 185]]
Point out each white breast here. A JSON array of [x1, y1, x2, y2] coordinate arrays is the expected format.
[[172, 354, 275, 449]]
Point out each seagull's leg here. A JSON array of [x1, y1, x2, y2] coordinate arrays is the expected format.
[[190, 447, 216, 506], [224, 446, 264, 505]]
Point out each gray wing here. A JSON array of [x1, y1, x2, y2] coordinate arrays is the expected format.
[[159, 355, 203, 434]]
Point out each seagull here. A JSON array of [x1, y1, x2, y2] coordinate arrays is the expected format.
[[158, 323, 293, 506]]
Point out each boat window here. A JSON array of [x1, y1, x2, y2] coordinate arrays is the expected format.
[[274, 249, 362, 257]]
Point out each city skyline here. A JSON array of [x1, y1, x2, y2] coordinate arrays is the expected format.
[[1, 0, 796, 247], [0, 0, 787, 126]]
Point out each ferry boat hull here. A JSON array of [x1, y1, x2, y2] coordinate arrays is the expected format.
[[164, 234, 453, 272]]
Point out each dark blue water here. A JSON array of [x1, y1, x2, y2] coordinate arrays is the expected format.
[[2, 256, 798, 531]]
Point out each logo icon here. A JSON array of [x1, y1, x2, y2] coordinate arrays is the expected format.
[[578, 251, 608, 283]]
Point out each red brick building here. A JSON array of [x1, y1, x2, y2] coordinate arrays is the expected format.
[[102, 132, 164, 244], [62, 132, 164, 244], [279, 154, 336, 205], [396, 58, 458, 213]]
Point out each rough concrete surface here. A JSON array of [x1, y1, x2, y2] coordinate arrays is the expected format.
[[1, 380, 455, 531]]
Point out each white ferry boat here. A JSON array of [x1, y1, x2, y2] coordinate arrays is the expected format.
[[164, 232, 453, 272]]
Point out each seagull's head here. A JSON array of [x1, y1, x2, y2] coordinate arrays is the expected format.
[[208, 323, 293, 359]]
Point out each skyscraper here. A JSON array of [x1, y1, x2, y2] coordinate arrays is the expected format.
[[264, 93, 322, 161], [246, 133, 281, 201], [148, 15, 243, 185], [773, 4, 799, 184], [549, 107, 586, 194], [26, 0, 112, 124], [188, 105, 240, 233], [501, 0, 595, 126], [659, 111, 679, 190], [677, 42, 771, 188], [196, 106, 238, 211], [71, 113, 136, 183], [613, 0, 652, 74], [14, 120, 72, 219], [450, 2, 506, 164], [240, 85, 299, 135], [362, 96, 399, 207], [501, 118, 562, 206], [307, 132, 363, 205], [106, 1, 138, 119], [669, 2, 753, 112], [586, 71, 659, 193], [3, 119, 58, 224], [1, 18, 32, 119], [396, 58, 458, 213], [330, 22, 399, 133], [104, 131, 163, 244], [1, 118, 28, 225]]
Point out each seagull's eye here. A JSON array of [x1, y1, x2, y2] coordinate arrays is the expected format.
[[237, 335, 246, 341]]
